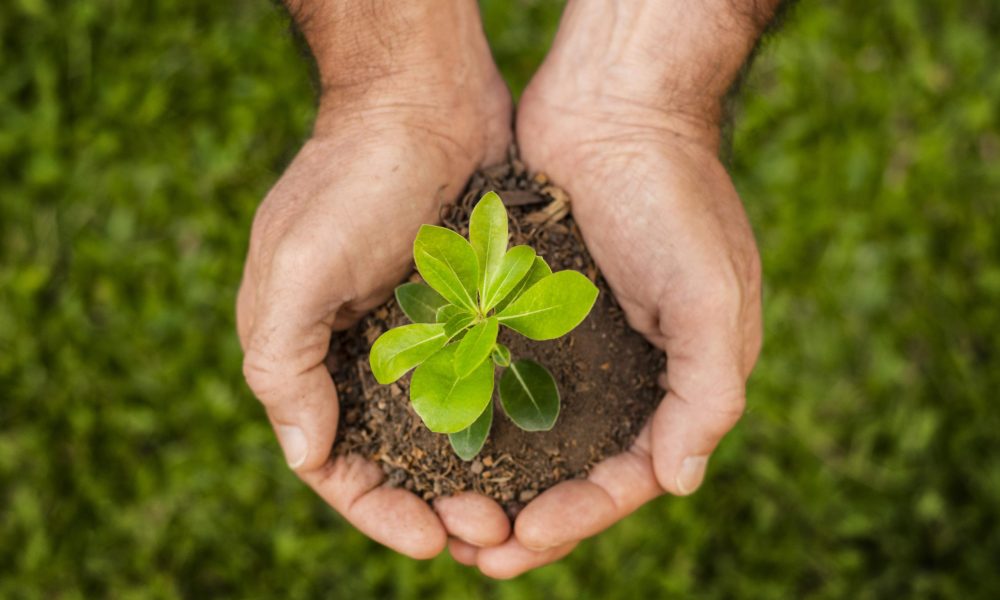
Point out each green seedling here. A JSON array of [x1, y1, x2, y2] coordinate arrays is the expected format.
[[369, 191, 599, 460]]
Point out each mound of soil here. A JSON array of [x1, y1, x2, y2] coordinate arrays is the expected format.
[[328, 148, 664, 516]]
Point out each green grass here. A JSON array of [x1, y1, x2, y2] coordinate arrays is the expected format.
[[2, 0, 999, 597]]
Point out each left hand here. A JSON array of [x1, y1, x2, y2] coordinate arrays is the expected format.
[[453, 60, 764, 579], [236, 15, 516, 556]]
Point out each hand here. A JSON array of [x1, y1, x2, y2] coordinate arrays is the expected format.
[[454, 0, 770, 576], [237, 1, 515, 559]]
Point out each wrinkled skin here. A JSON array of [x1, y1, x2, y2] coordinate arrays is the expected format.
[[237, 0, 766, 578], [448, 42, 764, 579], [236, 57, 517, 558]]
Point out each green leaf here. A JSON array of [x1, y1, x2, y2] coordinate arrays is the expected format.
[[448, 401, 493, 461], [494, 255, 553, 312], [496, 271, 599, 340], [481, 245, 536, 311], [469, 191, 508, 296], [443, 311, 475, 339], [411, 344, 495, 433], [413, 225, 479, 311], [499, 359, 560, 431], [395, 282, 448, 324], [436, 304, 467, 323], [491, 343, 511, 367], [454, 317, 499, 378], [369, 323, 447, 384]]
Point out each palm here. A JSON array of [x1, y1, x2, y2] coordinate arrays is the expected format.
[[457, 96, 763, 577], [568, 140, 761, 363], [241, 133, 468, 331]]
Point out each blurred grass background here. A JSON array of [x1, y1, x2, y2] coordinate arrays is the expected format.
[[2, 0, 999, 597]]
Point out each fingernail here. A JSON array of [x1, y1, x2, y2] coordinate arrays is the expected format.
[[276, 424, 308, 469], [676, 455, 709, 495]]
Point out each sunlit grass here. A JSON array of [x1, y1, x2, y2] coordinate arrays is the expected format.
[[1, 1, 998, 597]]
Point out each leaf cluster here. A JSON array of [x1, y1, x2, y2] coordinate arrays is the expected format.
[[370, 192, 598, 459]]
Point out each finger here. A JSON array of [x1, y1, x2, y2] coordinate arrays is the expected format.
[[242, 236, 346, 472], [514, 426, 661, 551], [448, 538, 480, 566], [476, 538, 577, 580], [244, 350, 339, 472], [301, 454, 447, 560], [653, 287, 750, 495], [434, 492, 511, 547]]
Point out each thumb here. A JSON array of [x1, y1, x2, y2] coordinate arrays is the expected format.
[[240, 251, 342, 472], [651, 298, 749, 496], [651, 384, 745, 496], [245, 356, 339, 472]]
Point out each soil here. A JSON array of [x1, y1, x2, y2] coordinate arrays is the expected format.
[[327, 147, 665, 517]]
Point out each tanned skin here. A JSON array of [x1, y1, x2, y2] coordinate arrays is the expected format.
[[238, 0, 783, 578]]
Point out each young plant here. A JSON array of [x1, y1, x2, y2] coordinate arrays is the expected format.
[[369, 191, 598, 460]]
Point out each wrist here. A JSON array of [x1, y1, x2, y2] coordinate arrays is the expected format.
[[290, 1, 511, 161], [289, 1, 492, 103], [528, 0, 780, 142]]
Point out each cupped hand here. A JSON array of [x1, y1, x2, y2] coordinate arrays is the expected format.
[[236, 89, 514, 558], [460, 81, 763, 577]]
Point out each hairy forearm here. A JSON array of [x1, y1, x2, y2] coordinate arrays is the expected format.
[[282, 1, 491, 103], [545, 0, 785, 130]]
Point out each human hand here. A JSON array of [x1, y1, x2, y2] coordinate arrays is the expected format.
[[453, 0, 774, 577], [237, 1, 514, 559]]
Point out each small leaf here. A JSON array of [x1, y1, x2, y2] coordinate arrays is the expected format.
[[454, 318, 499, 378], [490, 343, 511, 367], [499, 359, 560, 431], [448, 401, 493, 461], [369, 323, 447, 384], [436, 304, 466, 323], [494, 255, 552, 312], [395, 282, 448, 323], [469, 191, 508, 296], [496, 271, 599, 340], [481, 245, 536, 311], [413, 225, 479, 311], [443, 311, 475, 339], [411, 344, 495, 433]]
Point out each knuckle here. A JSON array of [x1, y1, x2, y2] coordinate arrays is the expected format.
[[266, 230, 354, 301], [241, 348, 287, 405], [700, 267, 745, 313], [248, 215, 293, 269], [242, 332, 330, 408], [673, 382, 746, 431], [705, 388, 747, 432], [671, 265, 746, 324], [241, 351, 271, 395], [717, 393, 747, 428], [270, 234, 322, 276]]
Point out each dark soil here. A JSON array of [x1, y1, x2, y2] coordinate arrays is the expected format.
[[327, 148, 665, 517]]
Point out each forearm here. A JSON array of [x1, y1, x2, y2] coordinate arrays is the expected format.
[[282, 1, 494, 117], [542, 0, 784, 137]]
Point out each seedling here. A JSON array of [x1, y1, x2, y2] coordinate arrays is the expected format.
[[369, 191, 598, 460]]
